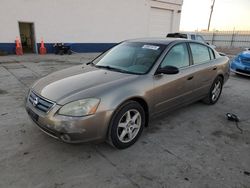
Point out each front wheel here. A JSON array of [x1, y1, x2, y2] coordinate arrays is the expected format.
[[203, 76, 223, 105], [108, 101, 145, 149]]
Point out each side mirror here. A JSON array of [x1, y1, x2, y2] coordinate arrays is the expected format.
[[156, 65, 179, 75], [206, 42, 210, 45]]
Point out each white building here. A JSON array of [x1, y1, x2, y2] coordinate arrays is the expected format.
[[0, 0, 183, 54]]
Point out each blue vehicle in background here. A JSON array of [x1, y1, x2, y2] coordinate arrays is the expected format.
[[231, 48, 250, 76]]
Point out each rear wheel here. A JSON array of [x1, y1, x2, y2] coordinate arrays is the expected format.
[[203, 76, 223, 105], [108, 101, 145, 149]]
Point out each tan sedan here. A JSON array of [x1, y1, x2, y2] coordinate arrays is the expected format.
[[25, 38, 230, 149]]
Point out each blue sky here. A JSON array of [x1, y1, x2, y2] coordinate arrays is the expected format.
[[180, 0, 250, 31]]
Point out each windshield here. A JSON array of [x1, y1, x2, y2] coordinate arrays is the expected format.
[[93, 42, 166, 74]]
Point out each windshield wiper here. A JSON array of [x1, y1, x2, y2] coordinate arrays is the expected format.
[[86, 61, 95, 66], [95, 65, 131, 74]]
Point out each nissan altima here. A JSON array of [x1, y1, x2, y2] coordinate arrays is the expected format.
[[25, 38, 230, 149]]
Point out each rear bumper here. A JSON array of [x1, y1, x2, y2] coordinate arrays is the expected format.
[[25, 100, 113, 143]]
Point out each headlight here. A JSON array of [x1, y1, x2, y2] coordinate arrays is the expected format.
[[58, 98, 100, 117]]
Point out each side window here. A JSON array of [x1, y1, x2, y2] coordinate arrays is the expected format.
[[191, 35, 195, 40], [160, 43, 190, 69], [190, 43, 210, 64], [208, 48, 215, 59]]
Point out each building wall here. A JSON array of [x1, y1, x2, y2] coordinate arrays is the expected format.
[[0, 0, 183, 53]]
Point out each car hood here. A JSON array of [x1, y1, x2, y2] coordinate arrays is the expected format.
[[239, 51, 250, 59], [32, 64, 136, 104]]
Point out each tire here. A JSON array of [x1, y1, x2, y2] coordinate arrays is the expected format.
[[203, 76, 223, 105], [108, 101, 145, 149]]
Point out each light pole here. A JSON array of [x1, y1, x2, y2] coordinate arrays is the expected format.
[[207, 0, 216, 31]]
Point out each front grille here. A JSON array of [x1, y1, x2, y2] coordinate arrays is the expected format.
[[28, 91, 55, 113]]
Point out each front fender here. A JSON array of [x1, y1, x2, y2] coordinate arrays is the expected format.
[[99, 75, 155, 114]]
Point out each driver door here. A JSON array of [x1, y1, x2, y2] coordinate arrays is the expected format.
[[153, 43, 196, 114]]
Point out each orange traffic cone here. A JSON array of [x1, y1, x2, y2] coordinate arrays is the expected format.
[[39, 38, 47, 55], [15, 37, 23, 55]]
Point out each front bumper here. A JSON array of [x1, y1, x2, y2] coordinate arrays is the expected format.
[[231, 60, 250, 76], [25, 98, 113, 143]]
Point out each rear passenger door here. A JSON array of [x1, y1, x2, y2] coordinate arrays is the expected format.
[[188, 42, 218, 99]]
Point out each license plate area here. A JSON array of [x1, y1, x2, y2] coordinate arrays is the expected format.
[[27, 108, 39, 122]]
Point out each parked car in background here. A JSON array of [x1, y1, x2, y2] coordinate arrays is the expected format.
[[25, 38, 230, 149], [167, 32, 217, 49], [231, 49, 250, 76]]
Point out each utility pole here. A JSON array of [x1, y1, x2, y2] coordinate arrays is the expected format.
[[207, 0, 216, 31]]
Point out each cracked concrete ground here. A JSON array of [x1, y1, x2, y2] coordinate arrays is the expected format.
[[0, 54, 250, 188]]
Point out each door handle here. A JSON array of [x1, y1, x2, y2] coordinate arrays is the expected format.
[[187, 76, 194, 80], [213, 66, 217, 70]]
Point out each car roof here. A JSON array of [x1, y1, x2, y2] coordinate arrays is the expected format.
[[126, 38, 190, 45]]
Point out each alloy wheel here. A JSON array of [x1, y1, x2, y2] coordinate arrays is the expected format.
[[211, 80, 222, 102], [117, 109, 142, 143]]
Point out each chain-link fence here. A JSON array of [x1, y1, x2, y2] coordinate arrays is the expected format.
[[196, 30, 250, 48]]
